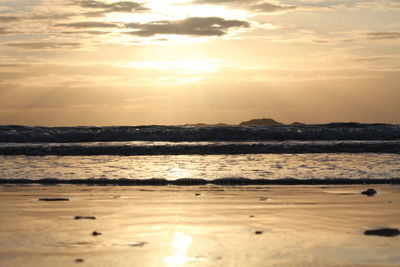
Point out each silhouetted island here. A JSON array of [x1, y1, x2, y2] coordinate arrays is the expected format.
[[183, 123, 229, 127], [239, 118, 284, 126]]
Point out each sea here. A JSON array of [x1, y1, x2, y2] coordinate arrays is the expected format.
[[1, 123, 400, 185]]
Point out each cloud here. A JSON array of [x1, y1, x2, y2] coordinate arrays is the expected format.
[[0, 27, 9, 35], [60, 30, 108, 35], [0, 16, 20, 22], [193, 0, 249, 3], [28, 13, 75, 21], [56, 21, 120, 28], [251, 2, 297, 12], [366, 32, 400, 40], [5, 42, 81, 50], [353, 0, 400, 10], [353, 56, 393, 62], [73, 0, 149, 16], [0, 63, 25, 68], [192, 0, 298, 13], [125, 17, 249, 37], [0, 13, 75, 23]]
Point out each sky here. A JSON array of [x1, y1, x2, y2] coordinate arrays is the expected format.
[[0, 0, 399, 126]]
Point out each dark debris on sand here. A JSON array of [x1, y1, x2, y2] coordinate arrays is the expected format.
[[361, 188, 377, 197], [255, 231, 263, 235], [75, 259, 84, 263], [364, 228, 400, 237], [128, 241, 148, 247], [74, 216, 96, 220], [39, 198, 69, 201], [92, 231, 102, 236]]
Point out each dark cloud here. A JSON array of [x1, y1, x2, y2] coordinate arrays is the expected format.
[[0, 16, 20, 22], [125, 17, 249, 36], [5, 42, 81, 50], [0, 13, 75, 23], [61, 30, 108, 35], [56, 21, 119, 28], [28, 13, 75, 20], [366, 32, 400, 40], [0, 27, 17, 35], [0, 28, 8, 35], [73, 0, 149, 16]]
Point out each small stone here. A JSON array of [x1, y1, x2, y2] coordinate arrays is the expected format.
[[249, 215, 254, 218], [194, 193, 201, 196], [364, 228, 400, 237], [361, 189, 377, 197], [39, 198, 69, 201], [255, 231, 263, 235], [75, 259, 84, 263], [74, 216, 96, 220], [92, 231, 102, 236], [259, 197, 268, 201]]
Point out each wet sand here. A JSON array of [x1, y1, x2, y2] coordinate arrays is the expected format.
[[0, 184, 399, 266]]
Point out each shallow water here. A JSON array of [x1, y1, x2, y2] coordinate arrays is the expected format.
[[1, 153, 400, 181], [0, 184, 399, 267]]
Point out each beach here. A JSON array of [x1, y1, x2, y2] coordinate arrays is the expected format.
[[1, 184, 399, 267], [2, 0, 400, 265]]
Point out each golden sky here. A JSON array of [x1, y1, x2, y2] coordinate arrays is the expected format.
[[0, 0, 399, 125]]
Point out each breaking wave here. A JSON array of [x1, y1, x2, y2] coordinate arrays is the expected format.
[[0, 140, 399, 155], [1, 123, 399, 143]]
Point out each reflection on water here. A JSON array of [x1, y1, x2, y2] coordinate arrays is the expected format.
[[1, 153, 399, 180], [170, 167, 192, 179], [164, 232, 196, 266]]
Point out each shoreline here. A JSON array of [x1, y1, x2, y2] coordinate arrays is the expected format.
[[1, 177, 400, 186]]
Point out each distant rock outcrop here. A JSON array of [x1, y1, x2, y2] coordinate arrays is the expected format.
[[239, 118, 283, 126], [183, 123, 229, 127], [291, 122, 306, 126]]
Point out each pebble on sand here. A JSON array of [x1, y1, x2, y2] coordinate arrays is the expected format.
[[361, 189, 377, 197], [75, 259, 84, 263], [74, 216, 96, 220], [255, 231, 263, 235], [364, 228, 400, 237], [92, 231, 102, 236], [39, 198, 69, 201]]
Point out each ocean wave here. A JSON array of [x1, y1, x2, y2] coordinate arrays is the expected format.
[[1, 124, 399, 143], [0, 141, 399, 155], [0, 177, 399, 185]]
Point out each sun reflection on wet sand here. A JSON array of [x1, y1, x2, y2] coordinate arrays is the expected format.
[[164, 232, 197, 266]]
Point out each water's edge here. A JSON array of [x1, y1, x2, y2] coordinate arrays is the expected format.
[[1, 178, 399, 185]]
